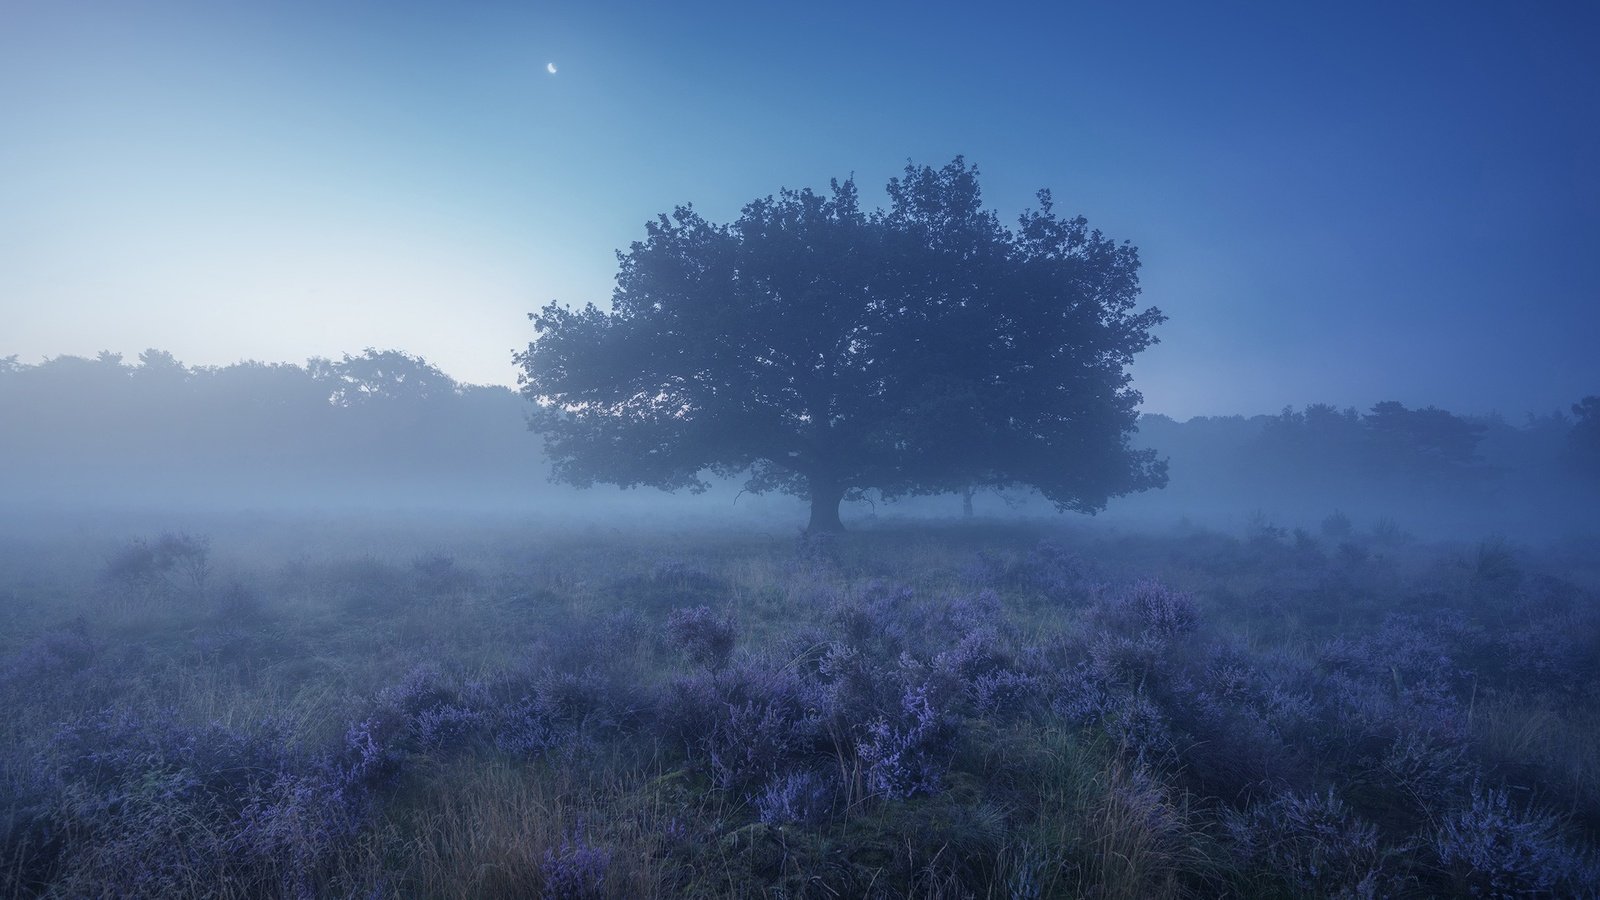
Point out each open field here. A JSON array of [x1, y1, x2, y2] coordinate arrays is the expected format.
[[2, 514, 1598, 897]]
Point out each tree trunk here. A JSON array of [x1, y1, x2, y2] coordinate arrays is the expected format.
[[807, 481, 846, 533], [962, 486, 975, 519]]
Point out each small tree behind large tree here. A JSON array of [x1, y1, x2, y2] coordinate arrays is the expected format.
[[516, 158, 1168, 530]]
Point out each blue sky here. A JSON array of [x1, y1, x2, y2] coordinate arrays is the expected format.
[[3, 0, 1596, 418]]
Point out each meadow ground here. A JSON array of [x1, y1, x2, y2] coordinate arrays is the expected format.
[[2, 513, 1598, 897]]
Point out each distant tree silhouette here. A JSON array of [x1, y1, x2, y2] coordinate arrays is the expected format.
[[312, 349, 458, 406], [1571, 396, 1600, 479], [135, 348, 185, 376], [0, 349, 542, 508], [1362, 401, 1486, 478], [516, 158, 1168, 531], [1260, 404, 1364, 472], [1256, 401, 1486, 481]]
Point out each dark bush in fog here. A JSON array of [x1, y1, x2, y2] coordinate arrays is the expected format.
[[665, 605, 737, 671], [102, 532, 209, 595], [1429, 781, 1597, 896], [1222, 789, 1386, 896]]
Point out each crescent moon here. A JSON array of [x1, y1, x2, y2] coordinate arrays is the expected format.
[[546, 62, 558, 75]]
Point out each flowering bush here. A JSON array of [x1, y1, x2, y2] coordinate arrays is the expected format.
[[539, 835, 611, 899], [1223, 789, 1385, 897], [754, 770, 837, 826], [856, 682, 950, 800], [665, 605, 737, 670], [1429, 781, 1596, 897], [1093, 579, 1199, 640]]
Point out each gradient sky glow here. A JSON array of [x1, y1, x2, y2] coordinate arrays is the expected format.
[[3, 1, 1597, 418]]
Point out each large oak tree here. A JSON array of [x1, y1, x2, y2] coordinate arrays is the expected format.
[[516, 159, 1167, 530]]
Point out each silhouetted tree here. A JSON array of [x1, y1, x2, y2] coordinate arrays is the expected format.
[[1363, 401, 1486, 478], [1571, 396, 1600, 479], [0, 349, 544, 508], [516, 158, 1168, 531], [313, 348, 458, 406], [1259, 404, 1364, 475]]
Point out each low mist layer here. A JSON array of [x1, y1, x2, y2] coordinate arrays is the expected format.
[[2, 350, 1595, 541]]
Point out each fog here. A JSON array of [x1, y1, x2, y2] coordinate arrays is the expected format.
[[3, 349, 1594, 545]]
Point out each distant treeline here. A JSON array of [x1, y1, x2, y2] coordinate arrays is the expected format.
[[2, 350, 1596, 534], [1122, 400, 1600, 537], [0, 349, 543, 509]]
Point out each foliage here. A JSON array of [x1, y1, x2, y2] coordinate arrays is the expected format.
[[4, 521, 1600, 897], [664, 605, 737, 670], [0, 348, 538, 510], [1571, 396, 1600, 479], [539, 835, 611, 899], [102, 532, 211, 595], [1223, 789, 1386, 897], [1259, 401, 1488, 481], [515, 158, 1167, 530], [311, 348, 458, 407], [1429, 781, 1595, 897]]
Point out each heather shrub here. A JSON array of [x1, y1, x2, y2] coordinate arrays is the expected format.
[[940, 589, 1003, 633], [1376, 729, 1475, 822], [10, 705, 366, 897], [1499, 611, 1600, 697], [1428, 781, 1596, 897], [856, 681, 952, 800], [934, 627, 1024, 696], [754, 769, 837, 826], [1100, 689, 1182, 768], [533, 668, 629, 739], [1317, 614, 1472, 745], [665, 605, 737, 670], [964, 540, 1091, 602], [1048, 658, 1114, 727], [969, 667, 1041, 717], [658, 663, 826, 793], [6, 519, 1600, 898], [0, 618, 101, 689], [825, 580, 921, 659], [709, 695, 813, 791], [1019, 540, 1091, 600], [362, 664, 481, 758], [539, 834, 611, 899], [1223, 788, 1386, 898], [1167, 677, 1309, 798], [1087, 632, 1171, 688], [354, 663, 633, 767], [810, 639, 909, 737], [234, 749, 382, 897], [1092, 579, 1200, 640], [489, 694, 559, 758]]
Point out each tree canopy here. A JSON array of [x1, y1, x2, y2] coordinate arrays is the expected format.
[[516, 158, 1168, 530], [1571, 396, 1600, 479], [0, 348, 538, 509]]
